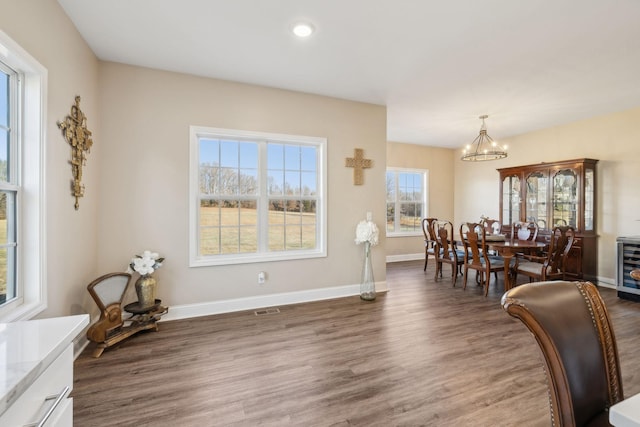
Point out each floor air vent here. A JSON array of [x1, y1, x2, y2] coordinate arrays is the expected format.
[[254, 308, 280, 316]]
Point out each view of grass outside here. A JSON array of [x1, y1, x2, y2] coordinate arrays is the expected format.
[[199, 205, 316, 255]]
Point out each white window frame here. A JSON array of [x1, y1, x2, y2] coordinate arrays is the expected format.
[[386, 167, 428, 237], [0, 31, 47, 322], [189, 126, 327, 267]]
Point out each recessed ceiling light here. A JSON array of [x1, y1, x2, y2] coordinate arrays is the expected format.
[[292, 22, 314, 38]]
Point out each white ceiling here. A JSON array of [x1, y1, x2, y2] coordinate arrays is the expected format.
[[57, 0, 640, 149]]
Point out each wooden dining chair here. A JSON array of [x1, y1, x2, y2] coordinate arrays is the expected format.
[[421, 217, 438, 271], [502, 281, 623, 426], [513, 226, 575, 283], [460, 222, 509, 296], [481, 217, 502, 235], [434, 220, 465, 285]]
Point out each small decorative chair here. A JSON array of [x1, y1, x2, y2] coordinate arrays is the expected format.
[[421, 217, 438, 271], [433, 220, 465, 285], [513, 226, 575, 283], [502, 281, 623, 426]]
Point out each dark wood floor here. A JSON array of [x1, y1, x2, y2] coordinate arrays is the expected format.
[[73, 261, 640, 426]]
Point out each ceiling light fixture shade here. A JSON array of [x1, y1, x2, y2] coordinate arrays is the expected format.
[[292, 22, 314, 38], [461, 115, 508, 161]]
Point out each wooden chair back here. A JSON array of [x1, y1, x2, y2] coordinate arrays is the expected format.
[[546, 226, 575, 278], [434, 220, 463, 284], [502, 281, 623, 426], [461, 222, 484, 267], [421, 217, 438, 271], [481, 218, 502, 235]]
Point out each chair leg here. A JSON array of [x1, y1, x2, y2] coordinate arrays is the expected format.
[[451, 263, 457, 286], [484, 267, 491, 297], [463, 267, 468, 290], [424, 251, 428, 271]]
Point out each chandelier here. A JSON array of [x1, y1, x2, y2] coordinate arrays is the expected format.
[[461, 115, 507, 161]]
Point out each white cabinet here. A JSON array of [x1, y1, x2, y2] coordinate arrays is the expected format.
[[1, 345, 73, 426], [0, 315, 89, 427]]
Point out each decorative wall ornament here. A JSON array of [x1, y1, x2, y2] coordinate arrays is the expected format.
[[57, 96, 93, 210], [345, 148, 372, 185]]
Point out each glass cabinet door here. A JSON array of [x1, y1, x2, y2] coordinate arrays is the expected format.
[[584, 167, 595, 231], [552, 168, 578, 228], [502, 175, 520, 226], [525, 171, 548, 230]]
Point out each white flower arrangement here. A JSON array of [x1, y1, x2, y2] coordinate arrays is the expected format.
[[127, 250, 165, 276], [355, 216, 379, 246]]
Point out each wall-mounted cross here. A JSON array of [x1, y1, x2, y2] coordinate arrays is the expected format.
[[345, 148, 373, 185]]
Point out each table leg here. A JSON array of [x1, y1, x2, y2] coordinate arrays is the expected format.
[[503, 253, 515, 291]]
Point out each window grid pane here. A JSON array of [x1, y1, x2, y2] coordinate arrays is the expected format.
[[386, 170, 426, 235], [0, 65, 15, 306], [196, 132, 321, 260]]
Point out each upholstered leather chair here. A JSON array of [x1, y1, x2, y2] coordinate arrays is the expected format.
[[502, 281, 623, 426]]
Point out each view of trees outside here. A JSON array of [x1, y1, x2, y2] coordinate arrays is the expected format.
[[198, 138, 318, 255], [386, 170, 424, 233]]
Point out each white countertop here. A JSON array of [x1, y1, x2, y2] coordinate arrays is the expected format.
[[611, 393, 640, 426], [0, 314, 89, 417]]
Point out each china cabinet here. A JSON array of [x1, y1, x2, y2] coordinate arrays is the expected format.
[[498, 158, 598, 280]]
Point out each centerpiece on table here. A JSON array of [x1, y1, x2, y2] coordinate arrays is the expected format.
[[127, 250, 165, 309], [355, 213, 379, 301]]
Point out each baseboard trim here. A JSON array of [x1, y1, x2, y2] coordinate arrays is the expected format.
[[161, 281, 388, 322], [386, 253, 423, 263], [595, 276, 615, 289]]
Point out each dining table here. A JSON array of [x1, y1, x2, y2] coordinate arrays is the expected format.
[[485, 236, 547, 290]]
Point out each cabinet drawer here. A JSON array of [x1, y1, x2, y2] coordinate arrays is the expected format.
[[0, 344, 73, 426]]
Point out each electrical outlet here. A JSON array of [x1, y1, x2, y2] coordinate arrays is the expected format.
[[258, 271, 266, 285]]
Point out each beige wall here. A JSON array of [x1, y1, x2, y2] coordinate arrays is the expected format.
[[4, 0, 640, 319], [454, 107, 640, 284], [386, 142, 454, 258], [2, 0, 387, 320], [97, 62, 388, 308], [1, 0, 101, 318]]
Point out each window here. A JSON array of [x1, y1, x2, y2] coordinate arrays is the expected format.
[[386, 168, 428, 236], [190, 127, 326, 266], [0, 64, 17, 308], [0, 30, 46, 322]]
